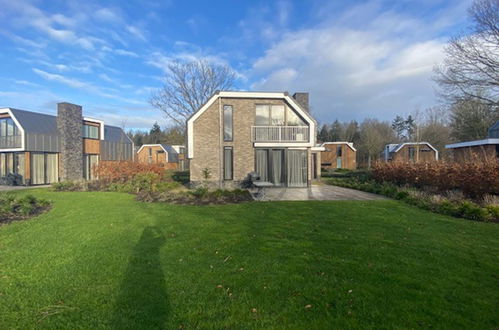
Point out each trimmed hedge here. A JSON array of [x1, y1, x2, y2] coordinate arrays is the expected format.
[[326, 177, 498, 222]]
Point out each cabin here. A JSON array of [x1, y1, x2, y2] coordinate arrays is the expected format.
[[383, 142, 438, 163], [136, 144, 186, 170], [445, 122, 499, 161], [320, 142, 356, 170]]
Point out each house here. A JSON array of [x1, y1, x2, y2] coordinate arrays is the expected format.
[[445, 121, 499, 161], [320, 142, 357, 170], [0, 102, 133, 185], [383, 142, 438, 163], [136, 144, 186, 170], [186, 91, 322, 188]]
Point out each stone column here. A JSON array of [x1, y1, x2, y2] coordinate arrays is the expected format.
[[57, 102, 83, 181]]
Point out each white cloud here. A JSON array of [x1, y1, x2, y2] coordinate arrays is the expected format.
[[94, 8, 122, 23], [115, 49, 139, 57], [249, 4, 460, 122], [126, 25, 147, 41]]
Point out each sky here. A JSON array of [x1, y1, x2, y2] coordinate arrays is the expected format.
[[0, 0, 472, 130]]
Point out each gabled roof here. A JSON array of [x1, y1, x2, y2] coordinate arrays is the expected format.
[[445, 138, 499, 149], [137, 144, 179, 162], [385, 142, 437, 153], [186, 91, 317, 158], [321, 142, 357, 152], [10, 108, 58, 135], [0, 107, 131, 144]]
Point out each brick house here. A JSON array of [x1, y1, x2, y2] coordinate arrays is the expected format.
[[321, 142, 357, 170], [0, 102, 133, 185], [445, 121, 499, 161], [136, 144, 186, 170], [186, 91, 322, 188], [382, 142, 438, 163]]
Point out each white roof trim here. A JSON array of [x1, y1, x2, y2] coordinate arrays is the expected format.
[[445, 138, 499, 149], [311, 146, 326, 151], [84, 117, 105, 140], [186, 91, 316, 158], [388, 142, 439, 161], [0, 108, 26, 151], [321, 142, 357, 152]]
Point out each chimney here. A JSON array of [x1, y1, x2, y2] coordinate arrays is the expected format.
[[57, 102, 83, 181], [292, 92, 309, 113]]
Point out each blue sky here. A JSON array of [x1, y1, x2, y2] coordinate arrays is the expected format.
[[0, 0, 471, 129]]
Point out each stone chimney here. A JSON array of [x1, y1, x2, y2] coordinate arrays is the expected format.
[[292, 92, 309, 112], [57, 102, 83, 181]]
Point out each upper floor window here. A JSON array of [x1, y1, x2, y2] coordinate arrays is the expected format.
[[0, 118, 17, 137], [408, 147, 415, 160], [337, 146, 342, 157], [255, 105, 305, 126], [82, 124, 99, 139], [223, 105, 233, 141]]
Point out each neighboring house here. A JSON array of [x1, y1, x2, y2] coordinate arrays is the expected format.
[[0, 102, 133, 185], [320, 142, 357, 170], [136, 144, 186, 170], [186, 91, 322, 187], [445, 121, 499, 161], [383, 142, 438, 163]]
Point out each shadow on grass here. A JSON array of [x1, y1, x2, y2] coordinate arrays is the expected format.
[[112, 226, 169, 329]]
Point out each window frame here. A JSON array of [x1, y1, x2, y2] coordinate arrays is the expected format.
[[255, 104, 305, 126], [82, 124, 100, 140]]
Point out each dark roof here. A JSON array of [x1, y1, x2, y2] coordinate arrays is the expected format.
[[10, 108, 58, 135], [488, 121, 499, 138], [104, 125, 133, 144], [9, 108, 130, 143]]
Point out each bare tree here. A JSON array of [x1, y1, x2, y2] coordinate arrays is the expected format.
[[150, 59, 237, 126], [434, 0, 499, 106], [359, 119, 396, 168]]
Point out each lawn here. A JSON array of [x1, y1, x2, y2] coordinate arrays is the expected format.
[[0, 190, 498, 329]]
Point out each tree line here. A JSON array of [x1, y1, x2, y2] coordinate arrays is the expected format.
[[127, 123, 184, 147]]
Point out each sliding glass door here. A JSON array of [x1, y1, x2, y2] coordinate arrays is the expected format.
[[31, 153, 59, 185], [286, 150, 307, 187], [255, 149, 307, 187], [0, 152, 26, 184], [83, 154, 99, 180]]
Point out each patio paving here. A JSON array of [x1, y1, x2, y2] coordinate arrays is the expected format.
[[0, 185, 50, 192], [255, 184, 386, 201]]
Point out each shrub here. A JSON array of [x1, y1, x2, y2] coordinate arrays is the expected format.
[[94, 161, 169, 183], [0, 194, 51, 223], [371, 159, 499, 199], [52, 181, 84, 192]]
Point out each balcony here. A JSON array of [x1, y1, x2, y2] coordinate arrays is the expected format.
[[251, 126, 309, 143], [0, 135, 22, 149]]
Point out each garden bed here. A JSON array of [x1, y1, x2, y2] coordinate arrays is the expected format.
[[0, 194, 52, 225]]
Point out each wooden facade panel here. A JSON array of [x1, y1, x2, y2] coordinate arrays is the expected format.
[[0, 113, 11, 118], [83, 138, 100, 154], [451, 145, 497, 162], [392, 144, 437, 163], [321, 144, 356, 170]]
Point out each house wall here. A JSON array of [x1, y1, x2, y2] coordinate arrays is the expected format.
[[321, 144, 357, 170], [137, 146, 168, 164], [392, 144, 437, 163], [190, 97, 312, 186], [83, 138, 100, 154], [450, 145, 497, 162]]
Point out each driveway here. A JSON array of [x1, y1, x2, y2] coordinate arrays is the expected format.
[[256, 184, 386, 201]]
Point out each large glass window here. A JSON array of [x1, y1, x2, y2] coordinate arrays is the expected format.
[[82, 124, 99, 139], [255, 105, 304, 126], [0, 118, 16, 136], [31, 153, 58, 185], [286, 108, 305, 126], [255, 105, 270, 126], [223, 105, 233, 141], [223, 147, 233, 180], [408, 147, 415, 161]]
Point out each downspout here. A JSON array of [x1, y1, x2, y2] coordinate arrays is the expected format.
[[218, 97, 223, 188]]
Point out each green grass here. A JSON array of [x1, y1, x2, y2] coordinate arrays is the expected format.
[[0, 190, 498, 329]]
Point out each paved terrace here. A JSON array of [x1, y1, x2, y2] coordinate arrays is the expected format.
[[255, 184, 386, 201]]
